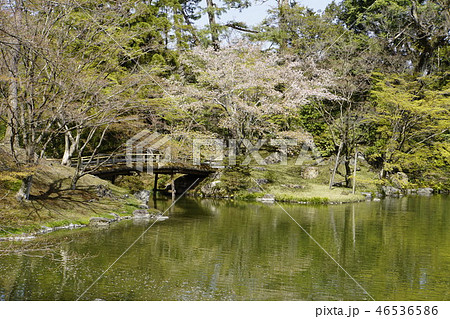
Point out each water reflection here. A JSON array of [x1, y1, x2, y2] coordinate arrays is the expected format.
[[0, 195, 449, 300]]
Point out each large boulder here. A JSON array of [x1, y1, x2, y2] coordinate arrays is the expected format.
[[200, 172, 223, 197], [134, 190, 151, 204], [382, 186, 401, 196], [201, 180, 222, 196], [390, 172, 409, 189]]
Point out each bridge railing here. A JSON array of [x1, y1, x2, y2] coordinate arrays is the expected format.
[[71, 152, 206, 170]]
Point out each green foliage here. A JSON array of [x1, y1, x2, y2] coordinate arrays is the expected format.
[[368, 72, 450, 185], [220, 165, 251, 195], [263, 170, 277, 183], [274, 194, 329, 204], [115, 175, 145, 194], [235, 192, 265, 200], [0, 122, 6, 140], [0, 176, 22, 192], [338, 0, 450, 73]]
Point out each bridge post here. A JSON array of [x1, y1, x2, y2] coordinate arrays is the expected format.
[[171, 173, 176, 201], [153, 174, 159, 193]]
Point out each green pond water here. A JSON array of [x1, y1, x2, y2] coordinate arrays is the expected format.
[[0, 195, 449, 301]]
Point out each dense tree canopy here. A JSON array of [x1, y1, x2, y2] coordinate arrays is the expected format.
[[1, 0, 449, 193]]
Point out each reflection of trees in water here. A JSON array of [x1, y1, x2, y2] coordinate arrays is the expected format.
[[0, 196, 449, 300], [0, 240, 94, 300]]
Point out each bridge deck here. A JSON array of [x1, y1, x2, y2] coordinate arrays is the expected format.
[[71, 153, 215, 176]]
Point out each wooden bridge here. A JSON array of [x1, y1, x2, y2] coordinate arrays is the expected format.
[[71, 152, 216, 196]]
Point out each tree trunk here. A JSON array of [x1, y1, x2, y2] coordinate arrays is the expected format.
[[352, 148, 358, 194], [16, 175, 33, 201], [61, 133, 71, 166], [344, 155, 352, 188], [71, 174, 79, 191], [329, 141, 343, 189], [206, 0, 219, 50], [181, 9, 200, 46], [171, 173, 176, 201], [61, 130, 79, 166], [278, 0, 290, 52], [3, 6, 21, 145]]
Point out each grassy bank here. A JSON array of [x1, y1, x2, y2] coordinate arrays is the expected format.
[[200, 157, 382, 204], [0, 147, 140, 237]]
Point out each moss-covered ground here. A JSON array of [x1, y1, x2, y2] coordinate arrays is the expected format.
[[0, 146, 140, 237]]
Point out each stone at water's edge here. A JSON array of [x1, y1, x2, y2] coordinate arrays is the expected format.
[[89, 217, 112, 227], [256, 194, 276, 203], [133, 209, 151, 218], [200, 172, 223, 197], [132, 208, 167, 220], [417, 188, 434, 196], [134, 190, 151, 204], [361, 192, 372, 200], [382, 186, 401, 196]]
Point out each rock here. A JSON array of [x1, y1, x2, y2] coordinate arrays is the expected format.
[[390, 172, 409, 189], [302, 167, 319, 179], [200, 173, 223, 197], [89, 217, 112, 227], [132, 209, 150, 219], [281, 184, 304, 189], [134, 190, 151, 204], [256, 194, 275, 202], [109, 213, 119, 220], [147, 207, 162, 214], [253, 166, 267, 171], [211, 181, 221, 187], [361, 192, 372, 200], [332, 181, 345, 187], [96, 185, 113, 198], [264, 152, 281, 164], [139, 204, 149, 209], [201, 181, 221, 196], [417, 188, 433, 196], [373, 198, 381, 202], [247, 187, 260, 193], [361, 192, 372, 198], [382, 186, 401, 196], [290, 184, 304, 189], [154, 214, 169, 221], [405, 189, 417, 195], [255, 178, 269, 185]]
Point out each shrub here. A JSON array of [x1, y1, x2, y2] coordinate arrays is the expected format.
[[220, 165, 251, 195], [115, 175, 145, 193]]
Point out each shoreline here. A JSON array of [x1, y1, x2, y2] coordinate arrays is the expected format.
[[2, 191, 447, 242]]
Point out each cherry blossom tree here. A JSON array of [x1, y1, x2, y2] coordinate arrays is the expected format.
[[174, 42, 337, 142]]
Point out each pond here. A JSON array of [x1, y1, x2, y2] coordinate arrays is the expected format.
[[0, 195, 448, 300]]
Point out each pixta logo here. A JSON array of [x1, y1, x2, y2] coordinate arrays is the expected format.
[[193, 138, 324, 167], [126, 130, 172, 173], [126, 130, 323, 171]]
